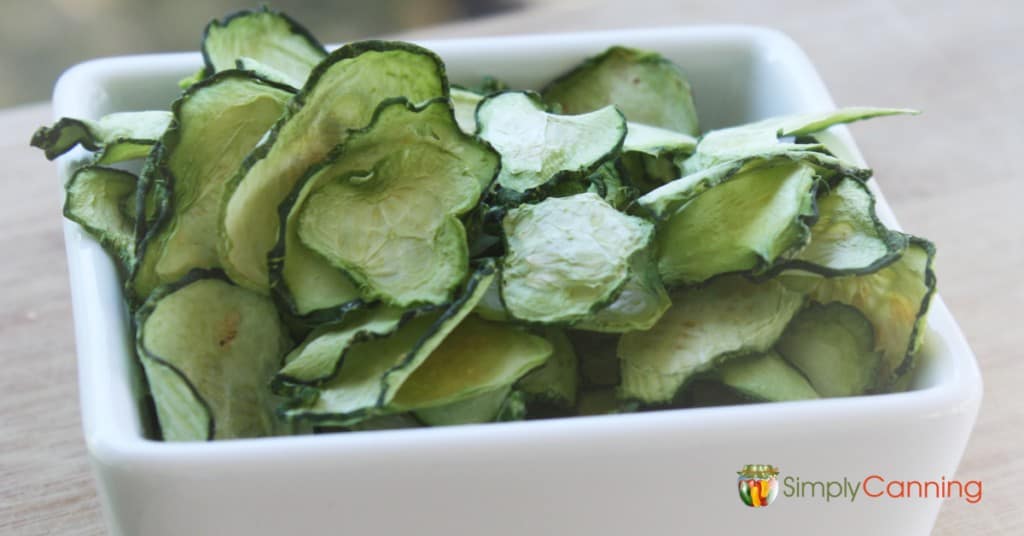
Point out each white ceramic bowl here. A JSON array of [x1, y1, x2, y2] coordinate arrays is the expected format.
[[54, 26, 982, 536]]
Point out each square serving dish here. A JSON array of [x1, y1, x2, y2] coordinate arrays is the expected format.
[[54, 26, 982, 536]]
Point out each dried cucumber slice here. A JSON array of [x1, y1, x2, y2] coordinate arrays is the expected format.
[[805, 237, 936, 385], [31, 111, 171, 163], [653, 158, 819, 286], [781, 177, 908, 276], [63, 166, 137, 270], [622, 122, 697, 159], [500, 192, 653, 324], [202, 7, 326, 85], [619, 276, 806, 404], [293, 98, 498, 307], [450, 87, 483, 134], [282, 263, 496, 425], [683, 107, 916, 173], [716, 351, 819, 402], [136, 272, 291, 441], [776, 302, 882, 397], [476, 91, 626, 194], [219, 41, 447, 292], [542, 46, 699, 136], [517, 328, 579, 409], [130, 71, 294, 299]]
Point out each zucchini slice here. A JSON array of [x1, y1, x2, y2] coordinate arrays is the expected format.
[[775, 302, 882, 397], [541, 46, 699, 136], [716, 351, 819, 402], [806, 237, 936, 385], [500, 192, 654, 324], [683, 107, 916, 173], [654, 159, 819, 286], [282, 263, 497, 425], [622, 121, 697, 159], [475, 91, 626, 194], [618, 276, 806, 404], [219, 41, 448, 292], [202, 7, 326, 85], [130, 71, 294, 299], [136, 272, 291, 441], [63, 166, 138, 270], [450, 87, 484, 134], [292, 98, 498, 307], [31, 111, 171, 163], [518, 328, 579, 409], [391, 316, 552, 413], [782, 177, 908, 276], [574, 251, 670, 333]]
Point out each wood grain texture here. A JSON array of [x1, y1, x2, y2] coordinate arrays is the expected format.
[[2, 1, 1019, 534]]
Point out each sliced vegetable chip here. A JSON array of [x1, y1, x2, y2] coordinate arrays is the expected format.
[[619, 276, 805, 404], [776, 302, 881, 397], [716, 351, 820, 402], [136, 272, 291, 440], [500, 192, 653, 324], [476, 91, 626, 194], [542, 46, 699, 135], [63, 166, 137, 270], [202, 7, 326, 85], [31, 111, 171, 163], [294, 98, 498, 307], [573, 251, 670, 333], [654, 159, 819, 285], [219, 41, 448, 292], [450, 87, 484, 135]]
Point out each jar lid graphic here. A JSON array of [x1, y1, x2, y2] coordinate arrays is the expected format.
[[737, 464, 780, 478]]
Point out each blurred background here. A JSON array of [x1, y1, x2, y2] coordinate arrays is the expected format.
[[0, 0, 580, 108]]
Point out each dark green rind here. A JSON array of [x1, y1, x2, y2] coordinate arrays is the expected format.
[[30, 113, 170, 163]]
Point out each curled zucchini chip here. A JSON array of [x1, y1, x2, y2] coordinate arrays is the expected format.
[[202, 7, 326, 85], [782, 177, 908, 276], [716, 351, 819, 402], [282, 263, 497, 425], [619, 276, 806, 404], [219, 41, 448, 292], [136, 272, 291, 441], [31, 111, 171, 163], [542, 46, 699, 136], [293, 98, 498, 307], [653, 158, 819, 286], [806, 237, 936, 385], [450, 87, 484, 135], [776, 302, 882, 397], [130, 72, 294, 299], [476, 91, 626, 194], [517, 328, 579, 409], [63, 166, 137, 270], [683, 107, 917, 173], [500, 192, 654, 324]]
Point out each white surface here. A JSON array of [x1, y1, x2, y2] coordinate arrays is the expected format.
[[54, 27, 982, 536]]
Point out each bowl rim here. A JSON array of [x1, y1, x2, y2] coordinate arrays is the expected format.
[[52, 25, 982, 464]]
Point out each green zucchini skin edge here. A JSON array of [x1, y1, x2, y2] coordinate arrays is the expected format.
[[894, 236, 937, 379], [133, 268, 238, 441], [199, 6, 327, 81], [277, 260, 498, 425], [127, 70, 297, 305], [30, 117, 159, 162]]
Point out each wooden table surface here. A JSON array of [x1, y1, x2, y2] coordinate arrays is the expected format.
[[2, 1, 1019, 534]]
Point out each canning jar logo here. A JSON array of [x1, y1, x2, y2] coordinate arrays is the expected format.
[[738, 465, 780, 507]]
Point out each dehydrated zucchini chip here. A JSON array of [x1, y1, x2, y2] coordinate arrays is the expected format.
[[652, 158, 819, 286], [63, 166, 138, 270], [219, 41, 448, 292], [776, 302, 882, 397], [293, 98, 498, 307], [716, 351, 819, 402], [476, 91, 626, 194], [281, 264, 496, 425], [781, 177, 908, 276], [130, 71, 294, 299], [542, 46, 699, 136], [805, 237, 936, 386], [683, 107, 916, 173], [136, 272, 292, 441], [619, 276, 806, 404], [573, 250, 671, 333], [202, 7, 326, 85], [450, 87, 484, 134], [500, 192, 654, 324], [31, 111, 171, 163]]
